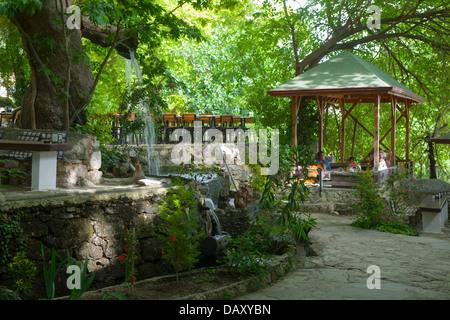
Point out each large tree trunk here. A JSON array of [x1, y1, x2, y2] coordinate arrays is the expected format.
[[12, 1, 94, 130]]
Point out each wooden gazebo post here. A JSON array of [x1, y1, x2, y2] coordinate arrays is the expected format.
[[339, 99, 346, 162], [390, 96, 397, 166], [316, 96, 326, 152], [291, 96, 302, 147], [373, 94, 380, 168], [405, 100, 411, 162]]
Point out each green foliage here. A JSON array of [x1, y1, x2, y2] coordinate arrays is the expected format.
[[224, 226, 274, 276], [0, 212, 26, 267], [0, 159, 28, 186], [258, 144, 315, 230], [0, 0, 43, 17], [7, 251, 37, 298], [41, 245, 95, 300], [226, 144, 316, 276], [351, 169, 385, 228], [374, 221, 418, 236], [381, 167, 417, 217], [286, 213, 317, 243], [72, 114, 116, 146], [351, 169, 418, 236], [155, 180, 205, 279], [40, 245, 66, 300], [0, 285, 21, 300], [117, 228, 139, 284]]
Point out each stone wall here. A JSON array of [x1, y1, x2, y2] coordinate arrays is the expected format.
[[0, 186, 175, 298], [111, 144, 253, 190], [305, 188, 359, 215], [0, 176, 251, 298]]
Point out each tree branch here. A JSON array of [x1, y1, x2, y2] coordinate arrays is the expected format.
[[69, 18, 123, 125]]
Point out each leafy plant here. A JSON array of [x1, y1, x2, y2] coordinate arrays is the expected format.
[[258, 144, 315, 231], [350, 169, 385, 228], [41, 245, 66, 300], [7, 251, 37, 299], [351, 169, 418, 236], [381, 167, 417, 217], [0, 159, 28, 186], [117, 228, 139, 284], [72, 114, 117, 147], [154, 181, 204, 280], [0, 211, 26, 267], [375, 221, 419, 236]]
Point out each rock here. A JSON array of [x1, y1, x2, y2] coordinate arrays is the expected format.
[[88, 150, 102, 171], [140, 237, 164, 261], [136, 178, 163, 186], [77, 242, 103, 260]]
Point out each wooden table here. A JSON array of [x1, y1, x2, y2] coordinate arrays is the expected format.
[[418, 194, 448, 233], [0, 139, 73, 191]]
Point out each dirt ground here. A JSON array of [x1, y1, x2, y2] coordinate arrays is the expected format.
[[80, 267, 247, 300]]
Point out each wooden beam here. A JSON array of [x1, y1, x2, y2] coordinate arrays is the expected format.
[[374, 95, 380, 168], [339, 99, 346, 162], [351, 120, 357, 157], [316, 96, 326, 152], [390, 96, 396, 166], [291, 96, 302, 147], [405, 100, 410, 161]]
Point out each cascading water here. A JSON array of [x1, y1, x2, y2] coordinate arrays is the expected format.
[[204, 198, 222, 236], [125, 51, 160, 176]]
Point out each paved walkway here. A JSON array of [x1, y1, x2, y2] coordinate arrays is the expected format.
[[238, 212, 450, 300]]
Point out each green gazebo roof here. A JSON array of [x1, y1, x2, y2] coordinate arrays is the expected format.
[[267, 51, 426, 103]]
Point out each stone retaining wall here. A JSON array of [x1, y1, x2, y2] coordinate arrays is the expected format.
[[306, 188, 359, 215], [0, 180, 250, 298], [0, 186, 176, 298]]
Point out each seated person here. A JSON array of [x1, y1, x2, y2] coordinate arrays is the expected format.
[[315, 151, 331, 171], [369, 149, 389, 168], [348, 156, 361, 170], [377, 151, 388, 171]]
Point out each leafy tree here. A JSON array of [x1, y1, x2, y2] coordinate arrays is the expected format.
[[0, 16, 30, 106], [0, 0, 211, 130]]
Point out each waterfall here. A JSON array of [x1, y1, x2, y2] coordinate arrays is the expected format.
[[204, 198, 223, 236], [125, 51, 160, 176]]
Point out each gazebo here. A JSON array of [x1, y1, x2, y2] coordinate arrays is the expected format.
[[267, 51, 426, 168]]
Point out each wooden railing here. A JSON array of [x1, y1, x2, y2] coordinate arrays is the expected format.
[[90, 113, 254, 145]]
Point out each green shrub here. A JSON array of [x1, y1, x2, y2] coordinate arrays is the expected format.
[[351, 169, 418, 236], [7, 251, 37, 298], [0, 212, 26, 267], [154, 180, 204, 280], [351, 169, 384, 228]]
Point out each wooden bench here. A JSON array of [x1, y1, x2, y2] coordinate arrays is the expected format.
[[0, 139, 73, 191], [418, 194, 448, 233]]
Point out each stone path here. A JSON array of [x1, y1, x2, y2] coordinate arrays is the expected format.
[[238, 213, 450, 300]]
